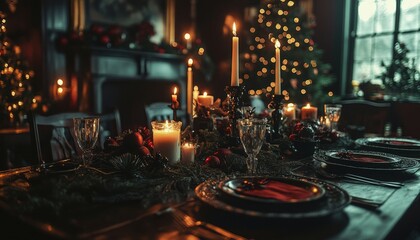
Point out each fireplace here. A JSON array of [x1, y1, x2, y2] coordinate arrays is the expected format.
[[72, 47, 186, 130]]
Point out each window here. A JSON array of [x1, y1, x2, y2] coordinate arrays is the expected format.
[[350, 0, 420, 84]]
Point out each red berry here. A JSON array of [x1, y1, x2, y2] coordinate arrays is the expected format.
[[289, 134, 297, 141], [137, 145, 151, 156]]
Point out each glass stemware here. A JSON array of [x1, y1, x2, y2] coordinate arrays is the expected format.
[[73, 117, 100, 167], [324, 104, 342, 132], [238, 118, 267, 175]]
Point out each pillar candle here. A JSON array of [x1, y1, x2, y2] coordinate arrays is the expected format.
[[231, 22, 239, 87], [301, 103, 318, 120], [275, 40, 281, 95], [181, 142, 195, 163], [197, 92, 214, 107], [187, 59, 193, 117], [152, 120, 182, 165]]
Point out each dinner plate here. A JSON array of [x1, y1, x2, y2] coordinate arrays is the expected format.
[[195, 175, 350, 219], [218, 177, 326, 208], [324, 150, 401, 168], [313, 152, 420, 176], [355, 138, 420, 157]]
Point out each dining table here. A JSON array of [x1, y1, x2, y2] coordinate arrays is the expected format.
[[0, 136, 419, 240]]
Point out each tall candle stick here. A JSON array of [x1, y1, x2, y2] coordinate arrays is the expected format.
[[171, 87, 178, 103], [275, 40, 281, 95], [231, 22, 239, 87], [187, 59, 193, 117]]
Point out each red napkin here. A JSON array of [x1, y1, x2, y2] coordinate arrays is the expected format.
[[346, 155, 387, 163], [241, 181, 315, 202], [385, 140, 415, 146]]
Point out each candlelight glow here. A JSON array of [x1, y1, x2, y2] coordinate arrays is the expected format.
[[233, 22, 237, 36], [173, 87, 177, 95], [203, 91, 208, 97], [275, 39, 280, 48], [188, 58, 193, 66], [305, 103, 311, 108], [57, 87, 63, 94], [184, 33, 191, 40], [57, 79, 64, 86]]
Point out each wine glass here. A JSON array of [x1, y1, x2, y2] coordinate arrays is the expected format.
[[238, 118, 267, 175], [73, 117, 100, 166], [324, 104, 342, 132]]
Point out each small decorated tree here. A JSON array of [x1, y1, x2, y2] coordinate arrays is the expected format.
[[380, 41, 420, 100]]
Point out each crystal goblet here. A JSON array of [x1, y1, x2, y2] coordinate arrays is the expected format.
[[73, 117, 100, 166], [238, 118, 267, 175]]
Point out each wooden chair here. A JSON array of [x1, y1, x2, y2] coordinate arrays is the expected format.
[[29, 109, 121, 165], [338, 99, 391, 135], [144, 102, 188, 127]]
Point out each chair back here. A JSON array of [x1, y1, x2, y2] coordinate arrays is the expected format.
[[144, 102, 188, 127], [338, 99, 391, 135], [29, 109, 121, 164]]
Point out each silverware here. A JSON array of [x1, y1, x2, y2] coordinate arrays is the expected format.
[[351, 195, 384, 209], [316, 161, 404, 188], [171, 208, 247, 240], [344, 173, 404, 188]]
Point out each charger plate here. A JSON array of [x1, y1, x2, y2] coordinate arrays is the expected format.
[[355, 138, 420, 157], [195, 175, 350, 219], [324, 150, 401, 168]]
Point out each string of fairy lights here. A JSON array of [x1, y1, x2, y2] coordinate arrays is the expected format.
[[242, 0, 333, 102]]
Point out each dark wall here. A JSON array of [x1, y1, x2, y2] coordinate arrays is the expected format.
[[313, 0, 345, 94]]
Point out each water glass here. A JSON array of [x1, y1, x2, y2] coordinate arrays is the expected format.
[[73, 117, 100, 166], [238, 118, 267, 174], [324, 104, 342, 131]]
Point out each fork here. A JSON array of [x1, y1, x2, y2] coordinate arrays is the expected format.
[[171, 208, 247, 240]]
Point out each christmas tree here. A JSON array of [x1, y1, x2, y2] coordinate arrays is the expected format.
[[0, 11, 39, 127], [241, 0, 334, 105], [380, 41, 420, 100]]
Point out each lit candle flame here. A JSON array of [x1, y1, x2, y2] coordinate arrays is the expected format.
[[305, 103, 311, 108], [233, 22, 237, 36], [57, 78, 64, 86], [203, 91, 208, 97], [275, 39, 280, 48], [173, 87, 178, 95], [184, 33, 191, 40], [188, 58, 193, 66]]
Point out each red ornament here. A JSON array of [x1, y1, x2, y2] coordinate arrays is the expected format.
[[100, 35, 111, 44], [137, 145, 151, 156], [204, 155, 221, 168], [213, 148, 232, 162], [123, 131, 144, 152]]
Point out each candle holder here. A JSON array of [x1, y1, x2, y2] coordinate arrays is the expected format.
[[169, 101, 180, 121], [225, 85, 245, 145], [268, 94, 284, 140]]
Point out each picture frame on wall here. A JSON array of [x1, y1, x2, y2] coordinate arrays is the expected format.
[[72, 0, 171, 44]]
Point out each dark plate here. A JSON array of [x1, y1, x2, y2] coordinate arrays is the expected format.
[[314, 152, 420, 176], [218, 177, 325, 206], [325, 150, 401, 168], [195, 175, 350, 219], [355, 138, 420, 158], [365, 137, 420, 149]]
